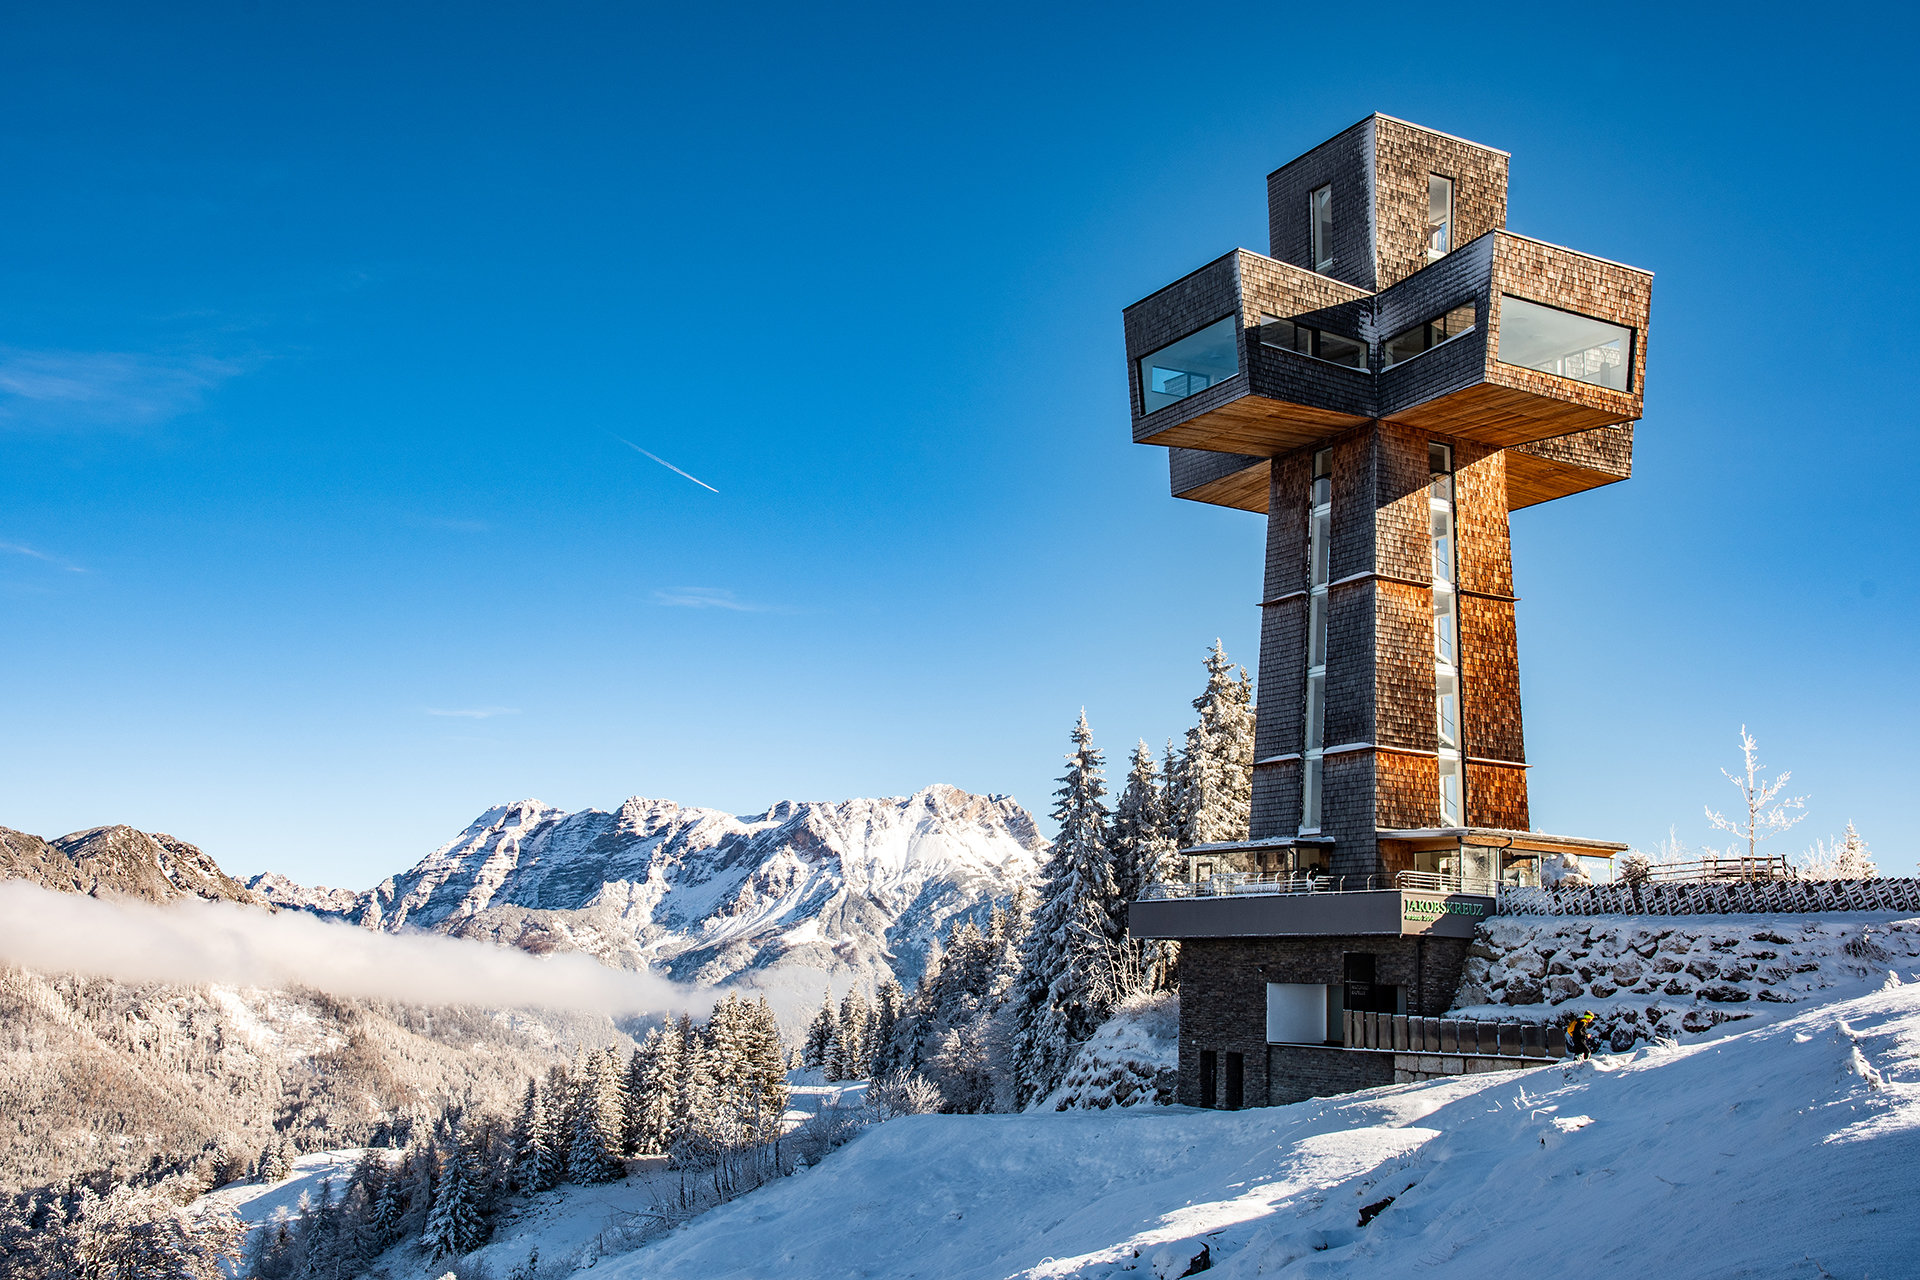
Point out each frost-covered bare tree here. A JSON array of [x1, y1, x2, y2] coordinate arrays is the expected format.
[[1704, 726, 1807, 861]]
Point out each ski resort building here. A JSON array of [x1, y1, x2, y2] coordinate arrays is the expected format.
[[1125, 116, 1650, 1108]]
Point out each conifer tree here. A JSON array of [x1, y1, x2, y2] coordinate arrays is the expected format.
[[1110, 739, 1178, 904], [1173, 641, 1255, 847], [869, 977, 906, 1075], [639, 1020, 686, 1154], [721, 995, 790, 1138], [674, 1015, 720, 1162], [514, 1079, 562, 1194], [835, 989, 872, 1079], [802, 992, 838, 1073], [421, 1135, 485, 1259], [622, 1032, 658, 1157], [566, 1051, 625, 1184], [1004, 711, 1119, 1109]]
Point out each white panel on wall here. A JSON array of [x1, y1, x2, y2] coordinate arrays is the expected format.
[[1266, 982, 1328, 1044]]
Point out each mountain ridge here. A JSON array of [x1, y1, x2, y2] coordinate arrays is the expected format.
[[250, 783, 1048, 1022]]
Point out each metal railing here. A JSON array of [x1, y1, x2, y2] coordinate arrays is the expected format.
[[1142, 869, 1515, 901], [1140, 872, 1380, 901], [1344, 1010, 1569, 1059], [1394, 869, 1500, 896]]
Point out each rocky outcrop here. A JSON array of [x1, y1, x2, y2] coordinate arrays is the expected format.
[[1, 824, 264, 907], [1453, 914, 1920, 1050]]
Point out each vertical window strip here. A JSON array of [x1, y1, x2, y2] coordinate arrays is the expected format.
[[1429, 443, 1464, 827], [1301, 448, 1333, 834]]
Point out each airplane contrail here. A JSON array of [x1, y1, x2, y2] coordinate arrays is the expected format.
[[607, 432, 720, 493]]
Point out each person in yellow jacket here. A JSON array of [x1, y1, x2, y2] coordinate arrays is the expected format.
[[1565, 1011, 1598, 1059]]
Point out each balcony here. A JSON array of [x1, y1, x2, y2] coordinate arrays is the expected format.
[[1126, 235, 1651, 475], [1127, 875, 1494, 941], [1124, 250, 1374, 457]]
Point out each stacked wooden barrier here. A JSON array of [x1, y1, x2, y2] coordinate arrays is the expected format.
[[1497, 878, 1920, 919]]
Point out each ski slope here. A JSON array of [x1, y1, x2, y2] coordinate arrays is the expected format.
[[599, 977, 1920, 1279]]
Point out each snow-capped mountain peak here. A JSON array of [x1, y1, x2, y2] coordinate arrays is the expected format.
[[252, 786, 1046, 1023]]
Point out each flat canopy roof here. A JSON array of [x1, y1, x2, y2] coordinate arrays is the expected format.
[[1379, 827, 1629, 856]]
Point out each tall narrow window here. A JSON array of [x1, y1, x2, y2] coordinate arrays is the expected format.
[[1428, 174, 1454, 258], [1429, 443, 1465, 827], [1301, 448, 1332, 833], [1309, 184, 1333, 274]]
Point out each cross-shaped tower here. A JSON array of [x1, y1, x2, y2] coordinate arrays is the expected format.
[[1124, 116, 1651, 1109]]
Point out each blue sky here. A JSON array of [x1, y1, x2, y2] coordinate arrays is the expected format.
[[2, 2, 1914, 887]]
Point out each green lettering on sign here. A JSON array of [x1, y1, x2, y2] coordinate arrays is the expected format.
[[1402, 896, 1488, 923]]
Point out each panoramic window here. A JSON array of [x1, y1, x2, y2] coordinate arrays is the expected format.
[[1301, 448, 1332, 834], [1138, 315, 1239, 413], [1429, 443, 1465, 827], [1382, 302, 1476, 368], [1310, 184, 1333, 273], [1428, 174, 1454, 257], [1259, 315, 1368, 370], [1497, 295, 1633, 392]]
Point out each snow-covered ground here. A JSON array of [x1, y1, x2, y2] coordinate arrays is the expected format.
[[597, 976, 1920, 1279], [205, 918, 1920, 1278]]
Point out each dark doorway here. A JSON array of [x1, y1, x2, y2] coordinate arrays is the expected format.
[[1198, 1050, 1217, 1107], [1224, 1052, 1244, 1109]]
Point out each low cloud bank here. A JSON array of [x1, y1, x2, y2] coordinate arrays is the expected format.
[[0, 881, 698, 1016]]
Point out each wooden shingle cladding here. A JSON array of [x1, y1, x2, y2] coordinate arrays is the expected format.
[[1125, 250, 1373, 455], [1140, 117, 1643, 886]]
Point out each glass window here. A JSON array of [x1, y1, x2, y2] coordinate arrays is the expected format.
[[1139, 315, 1240, 413], [1435, 669, 1460, 749], [1430, 444, 1465, 828], [1382, 303, 1477, 368], [1497, 295, 1633, 392], [1300, 447, 1333, 835], [1310, 185, 1333, 273], [1259, 315, 1368, 370], [1428, 174, 1453, 257]]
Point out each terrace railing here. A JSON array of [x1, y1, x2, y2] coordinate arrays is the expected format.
[[1343, 1010, 1569, 1059]]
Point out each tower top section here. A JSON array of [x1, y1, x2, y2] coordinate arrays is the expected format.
[[1267, 115, 1511, 293], [1121, 114, 1651, 515]]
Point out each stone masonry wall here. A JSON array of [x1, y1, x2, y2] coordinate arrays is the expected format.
[[1177, 934, 1471, 1107]]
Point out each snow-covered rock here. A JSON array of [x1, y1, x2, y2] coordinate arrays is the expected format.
[[251, 786, 1047, 1024], [1, 823, 264, 906], [1455, 911, 1920, 1050], [1040, 990, 1178, 1111]]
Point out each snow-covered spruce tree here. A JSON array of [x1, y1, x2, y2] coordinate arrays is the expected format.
[[1837, 822, 1877, 878], [870, 977, 906, 1074], [566, 1050, 625, 1184], [740, 996, 791, 1136], [1110, 739, 1179, 904], [421, 1134, 485, 1260], [622, 1030, 659, 1157], [1172, 641, 1255, 848], [514, 1078, 562, 1194], [638, 1018, 686, 1154], [672, 1013, 720, 1163], [835, 989, 872, 1079], [802, 992, 838, 1073], [1004, 712, 1120, 1109], [1803, 821, 1879, 880], [1107, 739, 1182, 995], [1705, 725, 1807, 863]]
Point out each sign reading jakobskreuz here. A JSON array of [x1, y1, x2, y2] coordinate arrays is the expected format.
[[1402, 896, 1488, 924]]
